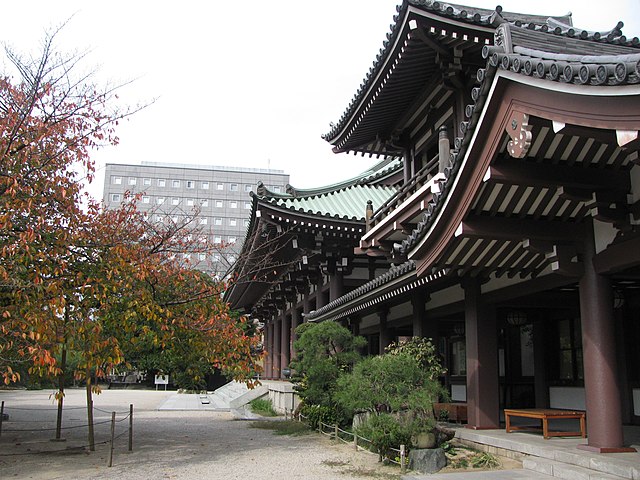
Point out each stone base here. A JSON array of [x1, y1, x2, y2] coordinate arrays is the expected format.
[[577, 444, 637, 453], [408, 447, 447, 474]]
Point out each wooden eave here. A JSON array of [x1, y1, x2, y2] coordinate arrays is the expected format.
[[326, 6, 493, 156], [407, 75, 640, 280]]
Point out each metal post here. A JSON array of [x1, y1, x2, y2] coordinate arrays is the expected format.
[[108, 411, 116, 467], [0, 401, 4, 437], [128, 404, 133, 452], [400, 444, 406, 473]]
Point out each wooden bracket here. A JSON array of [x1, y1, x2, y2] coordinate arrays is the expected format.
[[506, 110, 532, 158]]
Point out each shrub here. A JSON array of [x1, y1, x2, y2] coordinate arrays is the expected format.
[[290, 321, 365, 422], [355, 413, 416, 460], [300, 404, 342, 430]]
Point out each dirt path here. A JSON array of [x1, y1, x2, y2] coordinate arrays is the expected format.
[[0, 389, 400, 480]]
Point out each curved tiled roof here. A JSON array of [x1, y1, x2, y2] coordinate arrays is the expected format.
[[306, 261, 417, 320], [257, 183, 397, 222], [254, 157, 402, 199], [323, 0, 636, 144], [400, 22, 640, 256]]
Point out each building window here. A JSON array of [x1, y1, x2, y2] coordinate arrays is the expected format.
[[230, 183, 238, 192], [202, 181, 209, 190], [143, 178, 151, 186], [128, 177, 137, 186], [450, 339, 467, 376], [272, 186, 281, 193], [244, 202, 251, 210], [555, 318, 583, 381], [112, 176, 122, 185], [199, 253, 206, 261], [157, 197, 165, 205], [158, 179, 166, 187], [214, 218, 222, 226], [230, 201, 237, 209], [111, 193, 121, 202], [172, 180, 180, 188], [187, 199, 195, 207], [214, 236, 222, 244], [229, 237, 237, 244], [244, 219, 250, 227], [154, 214, 163, 222], [199, 218, 207, 225], [217, 183, 224, 190], [244, 184, 252, 192], [171, 215, 179, 223], [142, 196, 150, 204], [171, 197, 179, 206], [201, 199, 208, 207], [186, 180, 195, 189], [229, 218, 237, 227], [213, 254, 221, 261], [215, 200, 223, 208]]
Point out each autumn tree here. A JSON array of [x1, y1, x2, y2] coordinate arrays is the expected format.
[[0, 24, 263, 448]]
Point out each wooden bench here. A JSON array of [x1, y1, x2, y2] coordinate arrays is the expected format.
[[504, 408, 586, 439]]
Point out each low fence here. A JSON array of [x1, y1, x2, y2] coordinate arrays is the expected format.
[[0, 400, 134, 467], [287, 408, 407, 473]]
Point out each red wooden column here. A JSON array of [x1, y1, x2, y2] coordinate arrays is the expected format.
[[315, 269, 326, 310], [280, 312, 291, 378], [290, 308, 301, 360], [578, 219, 635, 453], [463, 277, 499, 429], [273, 317, 281, 380], [329, 270, 344, 302], [265, 322, 273, 379], [379, 307, 391, 353]]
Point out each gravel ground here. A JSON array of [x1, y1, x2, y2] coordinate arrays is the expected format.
[[0, 388, 401, 480]]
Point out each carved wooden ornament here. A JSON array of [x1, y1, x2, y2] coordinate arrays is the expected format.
[[506, 111, 532, 158]]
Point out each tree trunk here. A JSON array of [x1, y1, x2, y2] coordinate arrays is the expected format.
[[55, 347, 67, 440], [86, 367, 95, 451]]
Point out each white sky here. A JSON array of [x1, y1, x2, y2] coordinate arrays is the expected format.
[[2, 1, 639, 201]]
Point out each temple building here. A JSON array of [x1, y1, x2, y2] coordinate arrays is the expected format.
[[227, 1, 640, 453]]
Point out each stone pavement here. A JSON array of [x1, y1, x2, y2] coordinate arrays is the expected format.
[[404, 470, 553, 479]]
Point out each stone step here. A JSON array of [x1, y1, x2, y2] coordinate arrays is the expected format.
[[523, 458, 627, 480]]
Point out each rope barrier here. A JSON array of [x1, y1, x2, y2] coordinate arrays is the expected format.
[[0, 401, 135, 467]]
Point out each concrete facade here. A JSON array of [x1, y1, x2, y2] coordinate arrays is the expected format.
[[102, 161, 289, 275]]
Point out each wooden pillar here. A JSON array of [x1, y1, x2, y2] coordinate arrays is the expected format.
[[379, 307, 391, 353], [578, 219, 634, 453], [316, 271, 326, 310], [411, 290, 436, 340], [303, 290, 312, 317], [329, 271, 344, 303], [273, 317, 281, 380], [290, 308, 301, 359], [532, 317, 549, 408], [265, 322, 273, 379], [350, 315, 360, 337], [280, 312, 291, 378], [411, 292, 425, 338], [463, 277, 499, 429]]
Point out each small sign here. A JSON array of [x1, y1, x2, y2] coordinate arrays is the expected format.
[[154, 374, 169, 390]]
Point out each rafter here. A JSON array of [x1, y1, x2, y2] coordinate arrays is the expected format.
[[456, 215, 584, 243], [483, 161, 629, 193]]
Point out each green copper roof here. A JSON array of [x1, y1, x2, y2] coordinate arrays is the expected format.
[[263, 183, 396, 221]]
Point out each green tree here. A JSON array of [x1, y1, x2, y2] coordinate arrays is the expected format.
[[290, 321, 365, 421]]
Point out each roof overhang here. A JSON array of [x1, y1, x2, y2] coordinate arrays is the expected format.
[[407, 71, 640, 278]]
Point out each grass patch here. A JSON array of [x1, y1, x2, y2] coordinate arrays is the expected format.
[[249, 397, 277, 417], [250, 420, 311, 436], [444, 443, 501, 470]]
